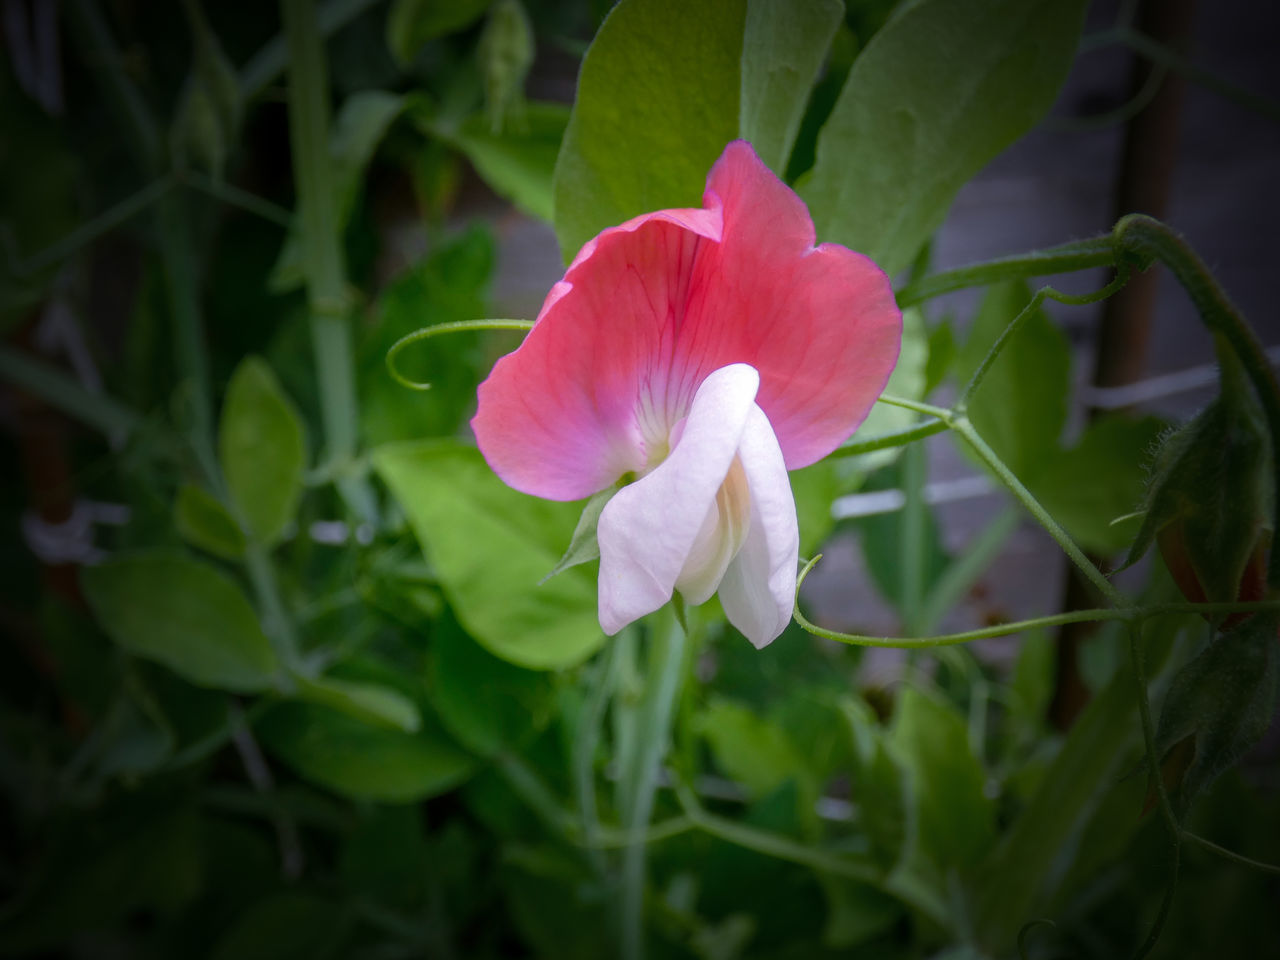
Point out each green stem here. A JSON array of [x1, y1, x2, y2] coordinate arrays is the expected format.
[[240, 0, 386, 100], [1114, 214, 1280, 587], [952, 417, 1126, 607], [281, 0, 364, 506], [181, 172, 293, 228], [574, 640, 621, 873], [64, 0, 162, 173], [1183, 832, 1280, 876], [244, 542, 301, 671], [894, 236, 1117, 308], [876, 392, 952, 420], [1127, 622, 1180, 958], [827, 418, 948, 459], [620, 614, 687, 960], [957, 267, 1130, 409], [4, 177, 173, 278], [0, 346, 140, 441]]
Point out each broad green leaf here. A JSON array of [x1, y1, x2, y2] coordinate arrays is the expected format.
[[739, 0, 844, 173], [790, 457, 856, 558], [1154, 615, 1279, 816], [1029, 414, 1166, 554], [293, 674, 422, 733], [856, 459, 951, 616], [374, 441, 604, 669], [257, 701, 475, 802], [973, 616, 1180, 950], [210, 892, 345, 960], [839, 305, 928, 472], [174, 483, 245, 560], [429, 615, 556, 755], [271, 91, 405, 291], [801, 0, 1088, 276], [426, 101, 570, 221], [553, 0, 746, 259], [387, 0, 493, 66], [888, 687, 994, 875], [82, 552, 279, 693], [696, 696, 810, 799], [923, 317, 956, 397], [219, 356, 306, 545], [957, 280, 1070, 479]]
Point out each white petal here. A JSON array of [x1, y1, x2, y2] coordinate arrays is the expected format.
[[596, 364, 761, 634], [717, 403, 799, 648]]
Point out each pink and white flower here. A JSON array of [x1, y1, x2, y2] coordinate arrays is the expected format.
[[472, 141, 901, 647]]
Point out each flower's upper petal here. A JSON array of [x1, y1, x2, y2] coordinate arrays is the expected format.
[[671, 140, 903, 470], [717, 402, 799, 648], [596, 364, 759, 634], [471, 206, 723, 502]]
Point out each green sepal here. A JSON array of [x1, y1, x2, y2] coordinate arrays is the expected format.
[[541, 483, 619, 583], [1122, 337, 1271, 607]]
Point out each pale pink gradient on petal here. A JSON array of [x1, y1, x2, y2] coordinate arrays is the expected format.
[[597, 364, 759, 634], [471, 139, 901, 501], [717, 404, 799, 648], [472, 206, 723, 501]]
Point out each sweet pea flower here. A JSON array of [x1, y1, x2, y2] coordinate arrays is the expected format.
[[472, 141, 901, 647]]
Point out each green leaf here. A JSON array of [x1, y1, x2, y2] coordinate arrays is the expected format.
[[174, 483, 245, 560], [923, 317, 956, 397], [1029, 414, 1166, 554], [553, 0, 746, 259], [374, 441, 604, 669], [428, 614, 556, 755], [427, 101, 570, 221], [478, 0, 535, 134], [1154, 615, 1280, 816], [739, 0, 844, 174], [257, 701, 475, 802], [973, 617, 1180, 950], [840, 305, 929, 471], [387, 0, 493, 66], [210, 892, 346, 960], [82, 552, 279, 693], [340, 806, 430, 908], [219, 356, 306, 545], [697, 696, 810, 800], [800, 0, 1088, 276], [170, 0, 241, 178], [293, 674, 422, 733], [957, 280, 1070, 479], [888, 687, 994, 875]]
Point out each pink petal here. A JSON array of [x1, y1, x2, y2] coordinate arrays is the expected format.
[[471, 139, 901, 501], [597, 364, 760, 634], [717, 403, 799, 648], [670, 141, 902, 469]]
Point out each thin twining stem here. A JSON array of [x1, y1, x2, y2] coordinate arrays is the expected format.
[[953, 417, 1127, 607], [957, 265, 1131, 409], [386, 319, 535, 390], [895, 235, 1118, 308], [827, 417, 949, 459], [793, 555, 1280, 648], [1184, 831, 1280, 877]]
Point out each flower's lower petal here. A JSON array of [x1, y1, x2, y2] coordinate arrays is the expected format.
[[717, 403, 798, 648], [596, 364, 760, 634]]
